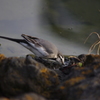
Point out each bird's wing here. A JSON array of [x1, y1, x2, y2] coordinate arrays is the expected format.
[[21, 34, 42, 47], [21, 34, 49, 55], [21, 34, 58, 55]]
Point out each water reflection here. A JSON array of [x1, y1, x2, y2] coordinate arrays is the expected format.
[[0, 0, 99, 56]]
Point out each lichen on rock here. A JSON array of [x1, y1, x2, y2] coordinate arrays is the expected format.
[[0, 54, 6, 63]]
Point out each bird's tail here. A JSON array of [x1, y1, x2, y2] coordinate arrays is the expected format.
[[0, 36, 26, 43]]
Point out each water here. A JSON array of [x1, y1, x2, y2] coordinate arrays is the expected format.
[[0, 0, 98, 57]]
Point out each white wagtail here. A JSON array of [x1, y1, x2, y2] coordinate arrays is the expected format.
[[0, 34, 65, 65]]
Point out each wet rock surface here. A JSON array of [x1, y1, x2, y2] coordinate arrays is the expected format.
[[0, 54, 100, 100]]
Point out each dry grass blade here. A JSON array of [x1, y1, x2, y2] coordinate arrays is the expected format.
[[84, 32, 100, 54], [88, 41, 100, 54], [97, 43, 100, 55], [84, 32, 100, 44]]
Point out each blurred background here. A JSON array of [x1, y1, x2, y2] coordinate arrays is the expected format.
[[0, 0, 100, 57]]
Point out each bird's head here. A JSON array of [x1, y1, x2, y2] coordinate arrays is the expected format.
[[56, 53, 65, 65]]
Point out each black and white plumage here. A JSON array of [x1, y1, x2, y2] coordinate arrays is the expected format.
[[0, 34, 65, 65]]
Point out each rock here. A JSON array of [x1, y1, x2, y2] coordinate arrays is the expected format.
[[0, 55, 59, 98], [53, 54, 100, 100], [0, 97, 9, 100], [0, 93, 46, 100], [11, 93, 46, 100], [0, 54, 100, 100]]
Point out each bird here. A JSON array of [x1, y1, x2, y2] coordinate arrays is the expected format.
[[0, 34, 65, 65]]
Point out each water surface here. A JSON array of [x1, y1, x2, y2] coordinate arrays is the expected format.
[[0, 0, 99, 56]]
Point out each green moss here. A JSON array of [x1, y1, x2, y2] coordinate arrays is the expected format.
[[77, 62, 83, 67]]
